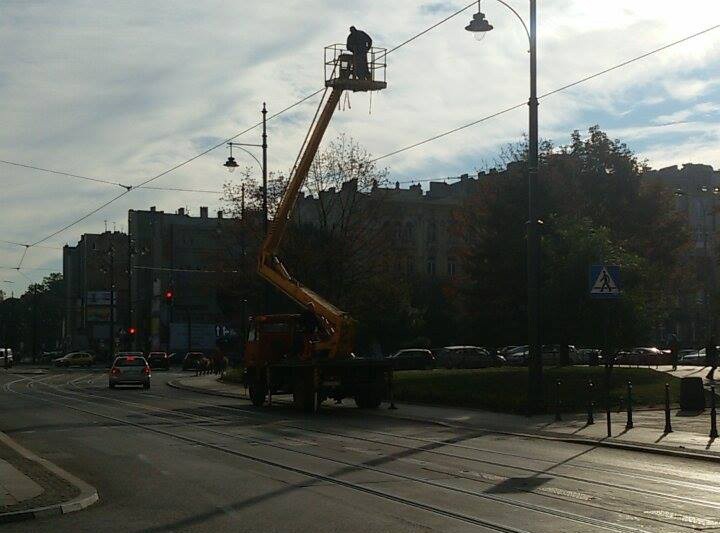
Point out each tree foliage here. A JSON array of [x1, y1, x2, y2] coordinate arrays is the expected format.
[[460, 126, 692, 349]]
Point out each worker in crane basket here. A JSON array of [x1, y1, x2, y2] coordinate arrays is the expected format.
[[347, 26, 373, 80]]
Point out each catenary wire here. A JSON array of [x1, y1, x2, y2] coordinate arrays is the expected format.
[[371, 22, 720, 163], [18, 6, 480, 247], [0, 159, 126, 188], [132, 266, 240, 274]]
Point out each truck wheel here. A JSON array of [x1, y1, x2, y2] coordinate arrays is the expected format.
[[249, 379, 267, 407], [293, 373, 315, 413]]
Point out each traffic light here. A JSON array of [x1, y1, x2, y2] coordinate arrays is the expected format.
[[164, 290, 174, 301], [128, 327, 137, 336]]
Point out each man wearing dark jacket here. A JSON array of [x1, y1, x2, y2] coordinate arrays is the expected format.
[[347, 26, 373, 80]]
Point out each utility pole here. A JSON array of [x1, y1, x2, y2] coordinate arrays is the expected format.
[[127, 233, 133, 350], [223, 104, 270, 314], [262, 102, 270, 314], [109, 244, 116, 364], [526, 0, 543, 414], [186, 308, 192, 354], [31, 290, 38, 364]]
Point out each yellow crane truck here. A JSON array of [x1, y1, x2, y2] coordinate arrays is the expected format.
[[243, 43, 392, 412]]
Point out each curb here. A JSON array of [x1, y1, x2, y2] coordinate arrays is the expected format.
[[0, 431, 99, 524], [167, 377, 720, 463]]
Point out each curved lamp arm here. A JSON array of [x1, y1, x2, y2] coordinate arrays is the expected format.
[[229, 144, 263, 174], [493, 0, 531, 47]]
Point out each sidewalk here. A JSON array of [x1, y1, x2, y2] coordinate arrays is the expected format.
[[170, 373, 720, 462], [0, 431, 98, 523], [0, 459, 43, 508]]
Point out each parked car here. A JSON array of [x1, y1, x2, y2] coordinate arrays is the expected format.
[[615, 347, 667, 365], [573, 348, 602, 366], [109, 355, 151, 389], [39, 351, 63, 363], [0, 348, 14, 368], [498, 346, 520, 357], [680, 348, 717, 366], [437, 346, 504, 369], [540, 345, 578, 366], [680, 349, 702, 365], [504, 345, 529, 366], [387, 349, 435, 371], [54, 351, 94, 368], [504, 345, 578, 366], [182, 352, 205, 371], [147, 351, 170, 370]]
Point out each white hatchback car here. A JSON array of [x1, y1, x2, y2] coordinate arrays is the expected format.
[[109, 355, 151, 389]]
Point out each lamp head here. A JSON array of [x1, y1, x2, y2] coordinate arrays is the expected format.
[[466, 9, 494, 35], [224, 156, 239, 173]]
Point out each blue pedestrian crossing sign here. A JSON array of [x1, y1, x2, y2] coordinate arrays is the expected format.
[[589, 265, 621, 299]]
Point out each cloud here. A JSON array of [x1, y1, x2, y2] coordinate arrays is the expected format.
[[1, 0, 720, 292]]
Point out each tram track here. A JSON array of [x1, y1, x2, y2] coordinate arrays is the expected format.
[[5, 374, 699, 532]]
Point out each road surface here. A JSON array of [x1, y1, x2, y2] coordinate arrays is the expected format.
[[2, 368, 720, 532]]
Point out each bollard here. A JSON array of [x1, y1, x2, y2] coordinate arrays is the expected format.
[[711, 386, 718, 439], [555, 380, 562, 422], [605, 377, 612, 438], [664, 382, 673, 434], [388, 371, 397, 410], [625, 381, 634, 430], [587, 380, 595, 425]]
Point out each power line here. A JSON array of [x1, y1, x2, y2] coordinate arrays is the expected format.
[[19, 7, 476, 247], [0, 159, 226, 194], [133, 266, 239, 274], [371, 22, 720, 163], [0, 266, 57, 272], [139, 186, 223, 194], [30, 189, 131, 247], [0, 159, 127, 188]]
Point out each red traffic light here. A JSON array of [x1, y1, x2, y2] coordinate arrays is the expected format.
[[164, 290, 174, 300], [128, 327, 137, 335]]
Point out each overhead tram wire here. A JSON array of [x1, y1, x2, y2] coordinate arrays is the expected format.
[[19, 6, 479, 248], [0, 159, 226, 195], [6, 18, 720, 248], [370, 22, 720, 164], [133, 266, 240, 274], [0, 159, 126, 188]]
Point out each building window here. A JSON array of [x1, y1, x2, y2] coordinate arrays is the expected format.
[[406, 257, 414, 275], [448, 258, 456, 278], [427, 258, 436, 276], [427, 221, 437, 243], [404, 222, 414, 240]]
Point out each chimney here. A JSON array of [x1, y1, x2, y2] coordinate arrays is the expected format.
[[177, 207, 185, 216], [217, 210, 224, 219], [200, 206, 208, 218]]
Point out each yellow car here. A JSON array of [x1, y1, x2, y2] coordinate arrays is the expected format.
[[54, 352, 95, 368]]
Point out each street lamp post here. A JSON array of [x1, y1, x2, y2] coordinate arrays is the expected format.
[[466, 0, 543, 413], [224, 103, 269, 312]]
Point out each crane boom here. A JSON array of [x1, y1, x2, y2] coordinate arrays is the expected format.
[[257, 87, 355, 358]]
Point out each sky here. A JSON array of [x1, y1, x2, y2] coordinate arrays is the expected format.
[[1, 0, 719, 293]]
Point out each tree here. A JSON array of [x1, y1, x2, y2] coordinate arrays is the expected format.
[[220, 134, 418, 353], [0, 273, 65, 361], [459, 126, 692, 350]]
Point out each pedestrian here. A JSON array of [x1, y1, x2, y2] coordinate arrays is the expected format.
[[347, 26, 373, 80], [706, 339, 718, 380], [668, 334, 680, 371]]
